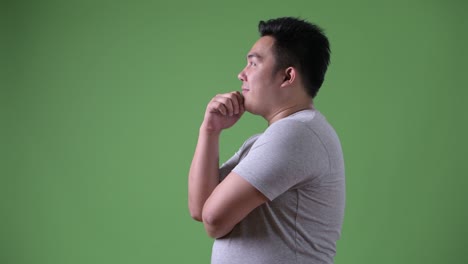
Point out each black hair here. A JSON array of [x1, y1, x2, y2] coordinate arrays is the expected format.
[[258, 17, 330, 98]]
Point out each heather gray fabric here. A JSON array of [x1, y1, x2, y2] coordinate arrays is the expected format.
[[212, 109, 345, 264]]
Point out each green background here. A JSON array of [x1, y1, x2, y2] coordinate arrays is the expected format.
[[2, 0, 467, 263]]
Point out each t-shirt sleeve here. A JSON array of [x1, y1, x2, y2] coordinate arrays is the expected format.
[[219, 134, 262, 182], [232, 120, 328, 201], [219, 152, 240, 182]]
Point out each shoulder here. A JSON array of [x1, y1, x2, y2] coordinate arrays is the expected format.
[[253, 110, 340, 153], [261, 112, 317, 142], [266, 110, 340, 144]]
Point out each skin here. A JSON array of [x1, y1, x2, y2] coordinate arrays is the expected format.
[[188, 36, 313, 238]]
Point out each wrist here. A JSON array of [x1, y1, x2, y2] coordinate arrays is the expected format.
[[199, 122, 222, 136], [199, 126, 222, 137]]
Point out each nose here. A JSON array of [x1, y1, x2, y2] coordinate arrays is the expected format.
[[238, 68, 246, 82]]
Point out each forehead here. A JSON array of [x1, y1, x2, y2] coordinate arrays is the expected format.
[[248, 36, 276, 59]]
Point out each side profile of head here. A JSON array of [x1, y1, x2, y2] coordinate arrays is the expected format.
[[258, 17, 331, 98]]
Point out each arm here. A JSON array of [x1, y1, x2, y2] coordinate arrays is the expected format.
[[188, 91, 245, 221], [188, 91, 268, 238], [202, 171, 268, 238], [188, 129, 220, 221]]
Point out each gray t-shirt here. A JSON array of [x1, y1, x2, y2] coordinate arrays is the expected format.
[[212, 109, 345, 264]]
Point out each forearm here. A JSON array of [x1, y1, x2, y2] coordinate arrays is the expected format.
[[188, 128, 221, 221]]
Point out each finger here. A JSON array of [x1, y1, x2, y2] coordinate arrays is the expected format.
[[225, 91, 242, 115], [216, 94, 235, 116], [234, 91, 244, 114], [209, 101, 227, 116], [239, 101, 245, 114], [216, 102, 228, 116], [230, 92, 241, 115]]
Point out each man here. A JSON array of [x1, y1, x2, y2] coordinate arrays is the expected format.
[[188, 17, 345, 264]]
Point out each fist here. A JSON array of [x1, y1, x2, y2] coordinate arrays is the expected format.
[[201, 91, 245, 133]]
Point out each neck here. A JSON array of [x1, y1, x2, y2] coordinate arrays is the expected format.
[[265, 101, 314, 126]]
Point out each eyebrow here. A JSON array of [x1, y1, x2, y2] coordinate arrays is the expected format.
[[247, 53, 262, 60]]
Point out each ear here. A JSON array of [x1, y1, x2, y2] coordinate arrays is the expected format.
[[280, 67, 296, 88]]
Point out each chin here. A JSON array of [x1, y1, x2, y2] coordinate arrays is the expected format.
[[245, 105, 260, 116]]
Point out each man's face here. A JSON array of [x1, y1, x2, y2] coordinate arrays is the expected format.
[[238, 36, 284, 115]]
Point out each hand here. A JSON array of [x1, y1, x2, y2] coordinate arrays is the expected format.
[[201, 91, 245, 133]]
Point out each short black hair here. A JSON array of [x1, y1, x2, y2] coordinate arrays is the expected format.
[[258, 17, 331, 98]]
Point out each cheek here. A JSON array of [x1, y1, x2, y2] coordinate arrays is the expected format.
[[249, 73, 264, 87]]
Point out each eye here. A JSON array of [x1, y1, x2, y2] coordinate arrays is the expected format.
[[249, 61, 257, 67]]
